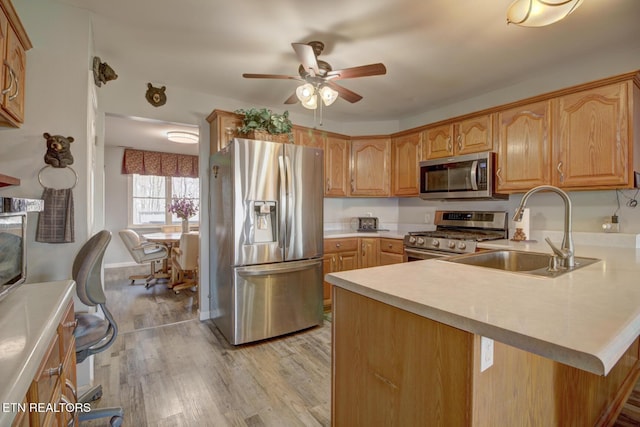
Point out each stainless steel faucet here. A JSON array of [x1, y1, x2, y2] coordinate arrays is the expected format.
[[513, 185, 575, 268]]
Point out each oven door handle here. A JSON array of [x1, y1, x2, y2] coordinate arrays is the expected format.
[[470, 160, 478, 191], [404, 248, 450, 260]]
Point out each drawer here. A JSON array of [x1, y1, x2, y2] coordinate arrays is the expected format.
[[324, 238, 358, 253], [380, 238, 404, 254], [30, 333, 61, 408]]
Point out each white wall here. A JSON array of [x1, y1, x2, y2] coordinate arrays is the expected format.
[[0, 0, 93, 283]]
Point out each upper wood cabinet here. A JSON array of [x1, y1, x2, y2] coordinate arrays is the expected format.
[[0, 0, 31, 127], [325, 136, 350, 197], [423, 114, 493, 159], [391, 132, 422, 196], [495, 101, 552, 192], [351, 137, 391, 197], [206, 109, 244, 153], [552, 81, 633, 189], [293, 126, 325, 149]]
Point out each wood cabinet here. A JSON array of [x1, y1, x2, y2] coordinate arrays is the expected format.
[[293, 125, 325, 148], [206, 109, 244, 154], [391, 132, 421, 196], [379, 238, 404, 265], [18, 300, 77, 427], [553, 81, 634, 189], [495, 100, 552, 192], [322, 238, 358, 308], [324, 136, 350, 197], [350, 137, 391, 197], [333, 287, 640, 426], [422, 114, 493, 160], [0, 0, 31, 127], [358, 237, 380, 268]]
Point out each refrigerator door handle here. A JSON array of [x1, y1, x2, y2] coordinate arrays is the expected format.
[[278, 154, 287, 250], [281, 154, 294, 254]]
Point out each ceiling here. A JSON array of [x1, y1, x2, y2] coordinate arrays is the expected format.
[[57, 0, 640, 145]]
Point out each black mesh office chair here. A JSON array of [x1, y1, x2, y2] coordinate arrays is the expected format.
[[72, 230, 124, 427]]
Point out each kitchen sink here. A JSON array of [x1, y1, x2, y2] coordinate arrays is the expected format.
[[442, 249, 600, 278]]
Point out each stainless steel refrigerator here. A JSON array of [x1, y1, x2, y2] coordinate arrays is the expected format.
[[209, 138, 324, 345]]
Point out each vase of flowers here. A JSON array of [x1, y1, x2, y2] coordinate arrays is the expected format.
[[168, 196, 198, 233]]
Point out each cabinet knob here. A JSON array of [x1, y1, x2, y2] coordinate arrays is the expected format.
[[47, 363, 63, 378], [63, 319, 78, 330], [388, 244, 393, 248], [336, 243, 341, 248]]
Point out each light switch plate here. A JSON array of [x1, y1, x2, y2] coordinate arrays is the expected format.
[[480, 336, 494, 372]]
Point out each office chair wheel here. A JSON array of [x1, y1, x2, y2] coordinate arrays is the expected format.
[[110, 415, 124, 427]]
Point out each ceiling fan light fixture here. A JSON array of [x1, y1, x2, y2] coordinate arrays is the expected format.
[[296, 83, 315, 102], [506, 0, 583, 27], [167, 131, 199, 144], [301, 94, 318, 110], [319, 85, 338, 106]]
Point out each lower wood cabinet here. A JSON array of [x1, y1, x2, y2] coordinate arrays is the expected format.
[[14, 300, 77, 427], [323, 238, 358, 309], [323, 237, 404, 308], [333, 287, 640, 426], [379, 238, 404, 265]]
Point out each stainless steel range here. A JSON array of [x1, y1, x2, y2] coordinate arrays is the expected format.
[[403, 210, 508, 261]]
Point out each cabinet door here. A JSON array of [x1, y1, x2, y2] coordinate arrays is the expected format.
[[2, 24, 26, 123], [338, 251, 358, 272], [207, 110, 244, 153], [392, 132, 421, 196], [294, 126, 325, 148], [322, 254, 336, 306], [325, 136, 350, 197], [456, 114, 493, 155], [553, 82, 631, 188], [0, 10, 7, 110], [351, 138, 390, 197], [423, 123, 454, 159], [495, 101, 551, 192], [358, 238, 380, 269]]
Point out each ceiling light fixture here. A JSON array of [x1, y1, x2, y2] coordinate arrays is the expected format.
[[167, 131, 199, 144], [507, 0, 584, 27], [295, 83, 338, 110]]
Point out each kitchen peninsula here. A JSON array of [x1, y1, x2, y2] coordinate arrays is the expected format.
[[326, 238, 640, 426]]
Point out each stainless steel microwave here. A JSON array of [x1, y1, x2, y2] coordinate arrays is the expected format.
[[419, 152, 507, 200]]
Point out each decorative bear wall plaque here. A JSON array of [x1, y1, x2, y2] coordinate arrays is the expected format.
[[92, 56, 118, 87], [43, 132, 74, 168], [145, 83, 167, 107]]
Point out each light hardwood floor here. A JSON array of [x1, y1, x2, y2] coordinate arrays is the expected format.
[[81, 267, 331, 426], [83, 267, 640, 426]]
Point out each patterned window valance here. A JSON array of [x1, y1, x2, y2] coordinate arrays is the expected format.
[[121, 149, 198, 178]]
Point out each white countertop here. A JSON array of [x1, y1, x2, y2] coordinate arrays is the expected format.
[[0, 280, 75, 425], [325, 235, 640, 376]]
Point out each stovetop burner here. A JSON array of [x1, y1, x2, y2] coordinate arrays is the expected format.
[[404, 210, 508, 254]]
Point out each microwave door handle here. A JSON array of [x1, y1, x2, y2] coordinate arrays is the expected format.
[[470, 160, 478, 190]]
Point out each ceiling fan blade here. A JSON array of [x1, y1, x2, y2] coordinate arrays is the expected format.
[[326, 81, 363, 103], [292, 43, 319, 76], [326, 63, 387, 80], [242, 73, 300, 80], [284, 92, 298, 104]]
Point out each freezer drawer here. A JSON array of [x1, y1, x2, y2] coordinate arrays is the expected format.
[[228, 258, 323, 345]]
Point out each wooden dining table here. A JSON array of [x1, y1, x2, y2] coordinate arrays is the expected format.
[[142, 232, 182, 279]]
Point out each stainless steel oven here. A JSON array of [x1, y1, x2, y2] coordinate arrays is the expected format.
[[403, 210, 508, 261]]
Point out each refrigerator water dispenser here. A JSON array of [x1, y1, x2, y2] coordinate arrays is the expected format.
[[252, 201, 277, 243]]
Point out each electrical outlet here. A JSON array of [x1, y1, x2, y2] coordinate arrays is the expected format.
[[480, 337, 494, 372], [424, 213, 431, 223]]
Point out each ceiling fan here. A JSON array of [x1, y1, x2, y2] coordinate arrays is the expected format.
[[242, 41, 387, 108]]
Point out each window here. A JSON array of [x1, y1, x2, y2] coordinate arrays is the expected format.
[[130, 174, 200, 226]]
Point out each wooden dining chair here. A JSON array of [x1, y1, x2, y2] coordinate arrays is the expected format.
[[170, 232, 199, 294]]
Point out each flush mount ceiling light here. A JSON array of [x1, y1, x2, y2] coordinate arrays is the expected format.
[[507, 0, 584, 27], [167, 131, 199, 144]]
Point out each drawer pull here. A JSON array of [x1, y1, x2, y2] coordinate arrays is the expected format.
[[60, 394, 76, 426], [335, 243, 341, 248], [65, 378, 78, 401], [63, 319, 78, 330], [47, 363, 63, 377]]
